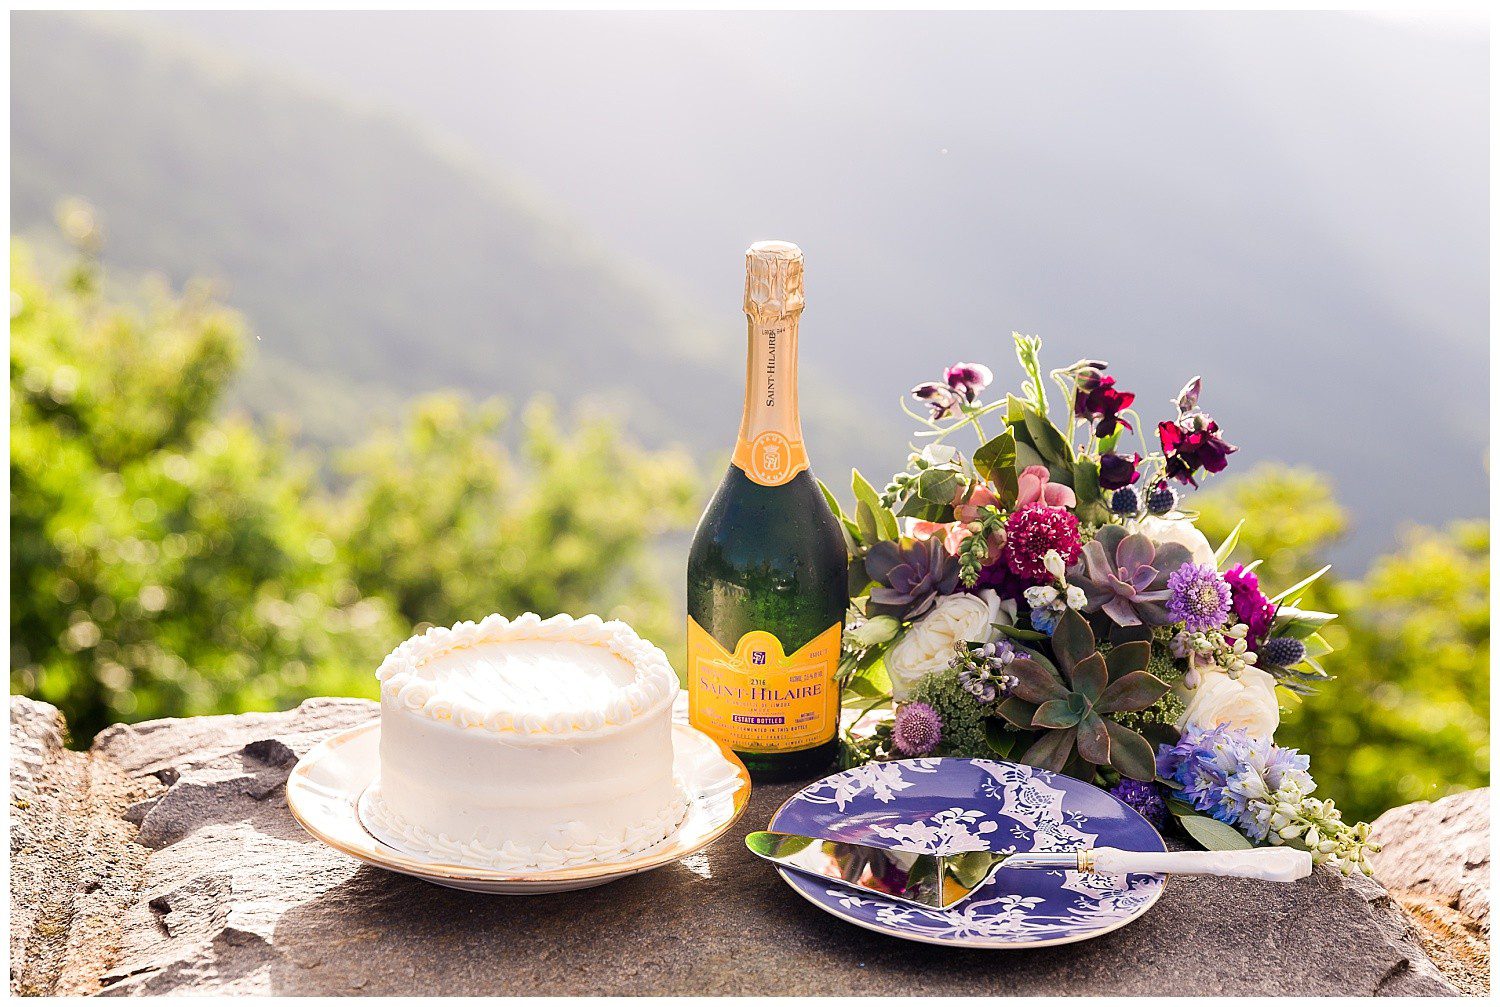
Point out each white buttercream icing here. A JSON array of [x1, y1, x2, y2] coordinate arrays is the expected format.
[[375, 612, 678, 735]]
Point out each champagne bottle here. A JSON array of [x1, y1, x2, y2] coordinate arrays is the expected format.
[[687, 241, 849, 781]]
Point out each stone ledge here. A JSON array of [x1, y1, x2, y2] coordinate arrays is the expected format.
[[8, 696, 1468, 995]]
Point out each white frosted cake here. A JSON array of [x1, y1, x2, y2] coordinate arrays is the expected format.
[[361, 612, 687, 871]]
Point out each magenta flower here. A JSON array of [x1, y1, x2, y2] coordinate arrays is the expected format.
[[912, 361, 995, 420], [1097, 452, 1143, 491], [943, 362, 994, 402], [1003, 504, 1082, 582], [1074, 372, 1135, 437], [1224, 563, 1277, 649], [911, 381, 961, 420]]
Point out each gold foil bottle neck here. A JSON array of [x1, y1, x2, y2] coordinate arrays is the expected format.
[[744, 240, 805, 318]]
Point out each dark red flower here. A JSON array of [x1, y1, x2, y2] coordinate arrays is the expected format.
[[1074, 374, 1135, 437], [1158, 415, 1236, 487], [1097, 452, 1143, 491]]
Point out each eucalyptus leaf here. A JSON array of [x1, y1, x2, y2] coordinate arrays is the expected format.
[[995, 623, 1049, 643], [1171, 806, 1255, 851]]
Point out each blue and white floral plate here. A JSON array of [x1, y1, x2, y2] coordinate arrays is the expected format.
[[767, 758, 1167, 948]]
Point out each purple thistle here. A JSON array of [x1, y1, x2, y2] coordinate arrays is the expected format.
[[892, 702, 943, 757], [1166, 563, 1232, 633], [1109, 778, 1168, 830]]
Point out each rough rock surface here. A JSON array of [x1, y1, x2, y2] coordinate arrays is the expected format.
[[9, 696, 1465, 995], [1371, 788, 1490, 995], [8, 698, 158, 996]]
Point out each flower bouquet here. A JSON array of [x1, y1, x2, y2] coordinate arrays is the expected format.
[[825, 335, 1376, 873]]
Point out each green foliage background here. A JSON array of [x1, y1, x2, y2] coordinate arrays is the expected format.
[[1195, 469, 1489, 822], [9, 230, 1489, 822], [10, 233, 698, 741]]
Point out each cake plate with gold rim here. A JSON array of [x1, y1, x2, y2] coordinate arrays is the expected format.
[[287, 720, 751, 894]]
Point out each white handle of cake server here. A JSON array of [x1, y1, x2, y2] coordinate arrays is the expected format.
[[1091, 845, 1312, 882]]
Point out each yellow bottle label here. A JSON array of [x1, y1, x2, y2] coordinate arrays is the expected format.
[[687, 617, 841, 754], [731, 431, 809, 487]]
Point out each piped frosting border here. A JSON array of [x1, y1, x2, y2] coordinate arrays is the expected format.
[[375, 612, 679, 735]]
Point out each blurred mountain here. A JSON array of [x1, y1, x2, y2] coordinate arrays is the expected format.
[[12, 12, 1489, 566], [10, 12, 883, 473], [144, 10, 1489, 566]]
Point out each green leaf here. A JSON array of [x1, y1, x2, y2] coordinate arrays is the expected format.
[[1021, 404, 1074, 469], [1021, 726, 1077, 772], [1008, 658, 1070, 704], [851, 469, 899, 541], [972, 428, 1019, 505], [1049, 609, 1096, 676], [1170, 806, 1255, 851], [997, 696, 1039, 729], [1213, 519, 1246, 568], [1074, 711, 1111, 765], [1104, 640, 1151, 680], [1096, 670, 1170, 714], [855, 499, 879, 542], [914, 467, 962, 507], [1069, 652, 1108, 701], [1033, 698, 1083, 729], [984, 720, 1017, 758], [1274, 606, 1338, 640], [817, 478, 846, 522], [1105, 721, 1158, 781], [995, 623, 1049, 643], [1268, 565, 1332, 605], [1071, 457, 1108, 522]]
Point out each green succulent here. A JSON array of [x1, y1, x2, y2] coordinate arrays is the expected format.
[[998, 608, 1169, 781]]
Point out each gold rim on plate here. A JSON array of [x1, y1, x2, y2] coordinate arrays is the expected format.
[[286, 719, 751, 889]]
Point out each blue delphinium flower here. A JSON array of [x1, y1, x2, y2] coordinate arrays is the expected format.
[[1166, 563, 1232, 633]]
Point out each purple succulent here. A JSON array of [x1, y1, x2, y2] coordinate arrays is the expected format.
[[1066, 524, 1193, 627], [864, 536, 961, 621]]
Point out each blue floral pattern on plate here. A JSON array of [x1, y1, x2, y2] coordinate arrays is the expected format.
[[767, 758, 1167, 948]]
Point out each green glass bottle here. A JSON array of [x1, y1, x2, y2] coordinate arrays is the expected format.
[[686, 241, 849, 782]]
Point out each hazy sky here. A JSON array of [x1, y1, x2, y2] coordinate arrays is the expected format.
[[135, 12, 1496, 562]]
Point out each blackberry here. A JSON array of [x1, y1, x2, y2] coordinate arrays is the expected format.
[[1110, 486, 1140, 515], [1147, 481, 1178, 515], [1259, 637, 1307, 668]]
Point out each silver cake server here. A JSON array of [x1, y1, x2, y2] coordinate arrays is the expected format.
[[745, 830, 1312, 910]]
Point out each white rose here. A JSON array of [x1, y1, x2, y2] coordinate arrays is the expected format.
[[1135, 513, 1216, 567], [886, 591, 1004, 701], [1176, 666, 1280, 740]]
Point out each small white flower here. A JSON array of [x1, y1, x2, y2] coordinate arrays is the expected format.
[[1043, 549, 1067, 580], [1065, 585, 1088, 610], [1024, 585, 1058, 608]]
